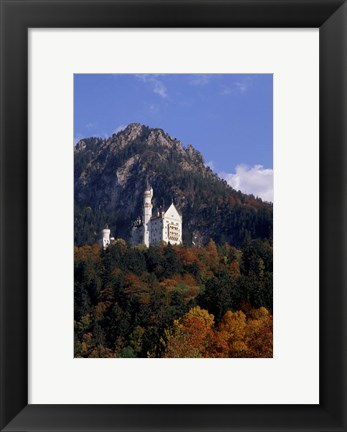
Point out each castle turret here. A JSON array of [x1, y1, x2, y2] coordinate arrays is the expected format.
[[143, 186, 153, 247], [99, 225, 111, 249]]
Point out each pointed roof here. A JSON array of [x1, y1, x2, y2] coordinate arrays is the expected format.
[[163, 203, 182, 221], [150, 202, 182, 221]]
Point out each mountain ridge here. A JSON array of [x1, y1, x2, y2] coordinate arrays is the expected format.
[[74, 123, 272, 247]]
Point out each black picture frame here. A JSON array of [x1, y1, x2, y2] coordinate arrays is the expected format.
[[1, 0, 346, 431]]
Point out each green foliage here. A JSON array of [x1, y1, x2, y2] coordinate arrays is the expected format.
[[74, 240, 272, 358], [198, 270, 237, 322]]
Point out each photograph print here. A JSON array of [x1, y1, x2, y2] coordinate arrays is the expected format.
[[74, 74, 273, 358]]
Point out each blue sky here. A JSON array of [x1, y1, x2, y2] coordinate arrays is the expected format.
[[74, 74, 273, 201]]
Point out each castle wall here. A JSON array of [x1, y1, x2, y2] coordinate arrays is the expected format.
[[149, 218, 164, 245], [131, 225, 144, 246], [162, 217, 182, 245]]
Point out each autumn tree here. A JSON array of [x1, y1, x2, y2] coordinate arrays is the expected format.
[[211, 310, 249, 358], [163, 306, 215, 358], [74, 240, 273, 358], [245, 307, 273, 357]]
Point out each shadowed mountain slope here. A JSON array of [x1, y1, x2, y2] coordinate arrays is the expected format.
[[74, 123, 272, 247]]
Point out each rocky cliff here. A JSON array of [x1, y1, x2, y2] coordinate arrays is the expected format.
[[74, 123, 272, 247]]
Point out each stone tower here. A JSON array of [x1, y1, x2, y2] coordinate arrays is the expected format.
[[143, 185, 153, 247], [99, 225, 111, 250]]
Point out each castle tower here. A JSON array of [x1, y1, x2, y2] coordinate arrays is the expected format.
[[99, 225, 111, 250], [143, 185, 153, 247]]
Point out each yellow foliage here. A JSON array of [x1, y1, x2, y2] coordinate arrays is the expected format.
[[179, 306, 215, 329], [163, 307, 215, 358], [219, 310, 246, 342], [163, 306, 273, 359]]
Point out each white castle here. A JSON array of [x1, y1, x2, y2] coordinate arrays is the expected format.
[[131, 186, 182, 247]]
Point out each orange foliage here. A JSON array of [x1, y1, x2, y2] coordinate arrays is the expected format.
[[163, 306, 273, 358], [163, 306, 215, 358], [74, 244, 102, 266], [211, 310, 249, 357], [229, 260, 241, 277], [123, 274, 151, 305], [245, 307, 273, 358], [176, 247, 201, 266]]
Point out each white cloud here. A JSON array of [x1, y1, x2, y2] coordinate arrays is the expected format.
[[141, 102, 160, 116], [221, 76, 254, 96], [136, 74, 168, 98], [85, 122, 97, 130], [189, 74, 210, 86], [220, 86, 233, 96], [235, 80, 250, 93], [220, 164, 273, 202], [114, 124, 127, 134], [152, 80, 167, 98]]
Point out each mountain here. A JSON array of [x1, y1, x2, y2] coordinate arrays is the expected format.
[[74, 123, 272, 247]]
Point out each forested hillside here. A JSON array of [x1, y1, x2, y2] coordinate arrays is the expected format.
[[74, 239, 273, 358]]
